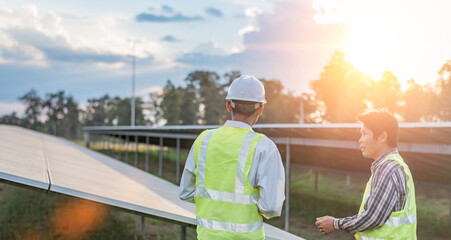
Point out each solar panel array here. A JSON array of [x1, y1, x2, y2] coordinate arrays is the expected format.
[[84, 122, 451, 186], [0, 125, 304, 240]]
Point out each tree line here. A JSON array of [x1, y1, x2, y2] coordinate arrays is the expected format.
[[1, 51, 450, 139]]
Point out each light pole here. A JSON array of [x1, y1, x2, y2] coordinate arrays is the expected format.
[[131, 43, 136, 126]]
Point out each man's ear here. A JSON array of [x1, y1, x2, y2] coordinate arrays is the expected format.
[[256, 104, 264, 116], [378, 131, 388, 144], [226, 101, 232, 112]]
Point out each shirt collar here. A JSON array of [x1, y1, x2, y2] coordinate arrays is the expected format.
[[223, 120, 253, 130], [371, 149, 398, 174]]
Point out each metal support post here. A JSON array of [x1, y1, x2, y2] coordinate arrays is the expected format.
[[346, 174, 350, 186], [110, 136, 113, 156], [181, 225, 186, 240], [125, 135, 129, 163], [84, 132, 90, 148], [145, 136, 149, 172], [141, 215, 145, 239], [100, 135, 104, 151], [110, 136, 114, 157], [176, 138, 181, 183], [315, 170, 319, 195], [107, 136, 110, 155], [284, 138, 290, 231], [134, 136, 138, 167], [118, 136, 122, 161], [159, 137, 163, 176]]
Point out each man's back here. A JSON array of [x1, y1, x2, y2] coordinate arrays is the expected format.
[[179, 121, 285, 240]]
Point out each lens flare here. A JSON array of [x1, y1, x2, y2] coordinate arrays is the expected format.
[[52, 198, 106, 239]]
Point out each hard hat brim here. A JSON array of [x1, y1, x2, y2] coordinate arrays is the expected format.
[[225, 96, 267, 103]]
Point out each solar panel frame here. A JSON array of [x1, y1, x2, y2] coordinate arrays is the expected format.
[[0, 125, 305, 240]]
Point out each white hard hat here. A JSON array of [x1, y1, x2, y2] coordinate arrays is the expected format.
[[225, 75, 266, 103]]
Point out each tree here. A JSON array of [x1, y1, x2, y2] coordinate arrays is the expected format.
[[160, 80, 182, 125], [43, 90, 80, 138], [300, 92, 321, 123], [179, 83, 198, 125], [368, 70, 402, 113], [310, 51, 370, 123], [223, 70, 242, 86], [110, 97, 146, 126], [146, 92, 164, 126], [185, 71, 226, 125], [83, 95, 114, 126], [18, 89, 42, 130], [436, 60, 451, 120], [402, 79, 436, 122], [65, 95, 80, 139], [43, 90, 68, 136], [259, 79, 302, 123], [0, 112, 25, 126]]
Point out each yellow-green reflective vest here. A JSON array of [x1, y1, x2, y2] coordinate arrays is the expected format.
[[355, 153, 417, 240], [193, 127, 265, 240]]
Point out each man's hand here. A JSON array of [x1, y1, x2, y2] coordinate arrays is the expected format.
[[315, 216, 336, 235]]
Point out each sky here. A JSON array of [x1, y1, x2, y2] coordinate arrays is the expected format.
[[1, 0, 451, 116]]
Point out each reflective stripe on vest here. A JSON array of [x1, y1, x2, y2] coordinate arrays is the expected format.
[[360, 236, 387, 240], [195, 128, 263, 234], [197, 130, 215, 189], [195, 187, 258, 205], [196, 216, 263, 233], [385, 214, 417, 227], [360, 237, 416, 240]]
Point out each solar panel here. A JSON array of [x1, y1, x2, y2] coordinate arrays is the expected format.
[[0, 125, 305, 240], [0, 125, 49, 190]]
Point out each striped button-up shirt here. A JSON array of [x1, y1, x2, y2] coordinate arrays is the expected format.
[[334, 149, 407, 232]]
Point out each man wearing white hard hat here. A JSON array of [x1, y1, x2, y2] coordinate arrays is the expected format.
[[179, 75, 286, 240]]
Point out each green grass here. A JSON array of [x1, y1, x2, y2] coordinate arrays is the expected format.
[[2, 141, 450, 239], [91, 143, 451, 239], [0, 184, 131, 239], [0, 183, 197, 240]]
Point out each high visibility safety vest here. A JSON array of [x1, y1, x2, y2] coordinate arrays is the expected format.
[[355, 153, 417, 240], [193, 127, 265, 240]]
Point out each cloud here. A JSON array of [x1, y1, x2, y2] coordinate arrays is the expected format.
[[205, 8, 223, 18], [0, 5, 156, 66], [192, 41, 228, 55], [6, 27, 128, 63], [136, 86, 163, 97], [238, 7, 263, 36], [177, 41, 230, 64], [162, 5, 173, 13], [0, 101, 25, 117], [177, 1, 352, 93], [161, 35, 181, 42], [136, 13, 203, 22]]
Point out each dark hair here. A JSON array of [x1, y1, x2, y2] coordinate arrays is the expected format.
[[357, 110, 399, 148], [229, 100, 261, 117]]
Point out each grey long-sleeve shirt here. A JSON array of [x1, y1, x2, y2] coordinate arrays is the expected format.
[[178, 120, 285, 219]]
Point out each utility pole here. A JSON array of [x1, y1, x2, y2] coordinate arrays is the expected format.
[[131, 43, 136, 126], [300, 97, 304, 124]]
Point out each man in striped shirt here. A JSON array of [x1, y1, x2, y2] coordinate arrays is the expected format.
[[315, 110, 415, 238]]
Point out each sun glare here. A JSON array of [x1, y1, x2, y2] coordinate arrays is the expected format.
[[345, 24, 397, 82], [315, 0, 451, 88]]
